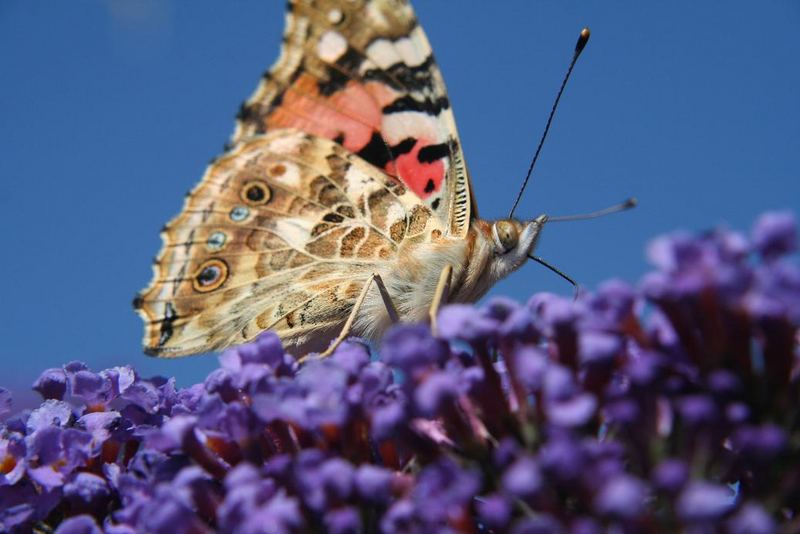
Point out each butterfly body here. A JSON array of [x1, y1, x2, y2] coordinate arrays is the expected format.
[[136, 0, 547, 357], [351, 216, 545, 350]]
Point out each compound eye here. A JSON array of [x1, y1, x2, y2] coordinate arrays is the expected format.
[[494, 220, 519, 253]]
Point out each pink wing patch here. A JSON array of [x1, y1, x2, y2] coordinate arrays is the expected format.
[[387, 139, 444, 199], [266, 73, 445, 202], [267, 73, 381, 153]]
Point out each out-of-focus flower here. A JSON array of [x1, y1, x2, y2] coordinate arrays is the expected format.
[[752, 211, 796, 260], [54, 514, 103, 534], [0, 211, 798, 532]]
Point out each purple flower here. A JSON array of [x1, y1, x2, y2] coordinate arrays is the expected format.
[[64, 472, 111, 514], [493, 299, 539, 342], [355, 464, 395, 504], [752, 211, 796, 260], [546, 393, 597, 427], [147, 414, 197, 452], [296, 454, 355, 512], [584, 279, 637, 331], [477, 493, 511, 528], [578, 331, 622, 367], [412, 459, 480, 525], [0, 432, 25, 485], [414, 370, 460, 417], [652, 459, 689, 493], [54, 514, 103, 534], [707, 369, 742, 398], [32, 368, 68, 401], [726, 402, 750, 424], [542, 365, 577, 401], [228, 488, 303, 534], [676, 395, 718, 427], [139, 487, 211, 534], [26, 426, 92, 490], [502, 456, 542, 498], [727, 502, 776, 534], [603, 398, 641, 425], [78, 410, 122, 453], [217, 464, 276, 532], [676, 481, 735, 522], [26, 399, 73, 432], [223, 331, 292, 373], [369, 397, 407, 441], [330, 340, 371, 375], [381, 324, 448, 376], [437, 304, 499, 343], [324, 506, 360, 534], [570, 517, 603, 534], [510, 514, 565, 534], [538, 433, 585, 483], [70, 370, 109, 406], [647, 232, 697, 272], [732, 424, 788, 461], [381, 499, 415, 533], [513, 346, 548, 390], [593, 474, 647, 519]]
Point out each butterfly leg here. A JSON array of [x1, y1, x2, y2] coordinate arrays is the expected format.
[[314, 273, 399, 360], [428, 264, 453, 336]]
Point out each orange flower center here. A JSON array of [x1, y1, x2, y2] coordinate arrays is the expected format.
[[0, 455, 17, 475]]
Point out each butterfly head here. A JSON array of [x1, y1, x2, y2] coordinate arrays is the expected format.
[[486, 214, 548, 279]]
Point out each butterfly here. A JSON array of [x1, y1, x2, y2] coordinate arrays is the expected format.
[[135, 0, 550, 358]]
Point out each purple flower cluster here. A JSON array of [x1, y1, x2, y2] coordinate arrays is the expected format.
[[1, 212, 798, 533]]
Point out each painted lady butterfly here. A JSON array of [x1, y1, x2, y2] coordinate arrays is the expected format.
[[135, 0, 554, 357]]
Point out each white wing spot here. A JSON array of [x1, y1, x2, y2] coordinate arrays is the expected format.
[[317, 31, 347, 63], [365, 39, 401, 69], [271, 162, 301, 188], [387, 202, 406, 224], [274, 218, 313, 245], [269, 132, 304, 154], [343, 165, 377, 198], [382, 112, 441, 145], [395, 32, 427, 67], [366, 33, 429, 70]]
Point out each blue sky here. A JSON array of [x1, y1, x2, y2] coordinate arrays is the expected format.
[[1, 1, 798, 408]]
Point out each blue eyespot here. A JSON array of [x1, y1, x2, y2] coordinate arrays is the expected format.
[[230, 206, 250, 222]]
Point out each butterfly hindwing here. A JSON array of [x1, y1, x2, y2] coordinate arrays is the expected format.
[[137, 130, 441, 356]]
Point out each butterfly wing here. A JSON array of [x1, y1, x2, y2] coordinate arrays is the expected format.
[[138, 0, 474, 356], [234, 0, 475, 237], [137, 130, 438, 356]]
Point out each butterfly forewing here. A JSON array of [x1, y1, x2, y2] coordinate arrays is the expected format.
[[234, 0, 474, 237]]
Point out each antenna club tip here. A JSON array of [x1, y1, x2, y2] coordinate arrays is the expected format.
[[576, 27, 591, 53], [624, 197, 638, 208]]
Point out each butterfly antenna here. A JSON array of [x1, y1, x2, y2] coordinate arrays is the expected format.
[[528, 254, 580, 299], [548, 197, 637, 222], [508, 28, 591, 220]]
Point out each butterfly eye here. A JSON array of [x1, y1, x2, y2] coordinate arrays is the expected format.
[[493, 220, 519, 254], [192, 259, 228, 292], [241, 180, 272, 205]]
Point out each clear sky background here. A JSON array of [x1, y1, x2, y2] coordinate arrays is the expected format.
[[1, 1, 798, 409]]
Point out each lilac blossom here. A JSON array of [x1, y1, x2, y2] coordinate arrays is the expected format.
[[0, 211, 798, 532]]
